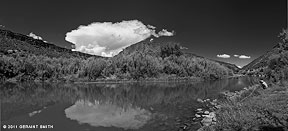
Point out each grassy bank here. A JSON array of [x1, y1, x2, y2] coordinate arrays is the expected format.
[[212, 81, 288, 131], [201, 30, 288, 131]]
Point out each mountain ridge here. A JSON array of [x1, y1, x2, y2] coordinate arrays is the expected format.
[[242, 41, 288, 71], [0, 29, 98, 58]]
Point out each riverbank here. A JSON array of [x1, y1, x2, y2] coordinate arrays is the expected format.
[[197, 81, 288, 131], [73, 76, 203, 84], [3, 76, 204, 84], [3, 72, 246, 84]]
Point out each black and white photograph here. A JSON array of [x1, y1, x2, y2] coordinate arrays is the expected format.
[[0, 0, 288, 131]]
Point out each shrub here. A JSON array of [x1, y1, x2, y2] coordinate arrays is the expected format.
[[84, 58, 107, 80]]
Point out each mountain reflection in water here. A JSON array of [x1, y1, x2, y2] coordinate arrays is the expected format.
[[65, 100, 151, 130], [1, 77, 258, 131]]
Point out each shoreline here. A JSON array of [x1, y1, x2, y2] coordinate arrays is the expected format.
[[73, 77, 202, 84], [3, 76, 202, 84], [195, 83, 261, 131], [2, 74, 246, 84], [196, 80, 288, 131]]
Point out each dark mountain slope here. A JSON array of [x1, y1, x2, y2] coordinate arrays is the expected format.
[[0, 29, 97, 58], [183, 52, 239, 73], [241, 29, 288, 82], [213, 60, 239, 73], [242, 37, 288, 71]]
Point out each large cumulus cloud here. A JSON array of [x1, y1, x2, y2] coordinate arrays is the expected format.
[[65, 100, 151, 130], [65, 20, 174, 57]]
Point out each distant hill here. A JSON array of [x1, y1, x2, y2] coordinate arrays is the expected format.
[[242, 41, 288, 71], [117, 37, 176, 56], [213, 60, 239, 73], [241, 30, 288, 82], [117, 36, 239, 73], [183, 52, 239, 73], [0, 29, 97, 58]]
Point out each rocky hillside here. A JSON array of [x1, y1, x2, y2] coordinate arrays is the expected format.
[[0, 29, 97, 58]]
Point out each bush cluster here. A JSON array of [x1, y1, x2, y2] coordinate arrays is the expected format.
[[264, 29, 288, 82]]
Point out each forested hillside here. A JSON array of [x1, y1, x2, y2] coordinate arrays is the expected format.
[[111, 38, 234, 80], [0, 29, 235, 82], [241, 29, 288, 82]]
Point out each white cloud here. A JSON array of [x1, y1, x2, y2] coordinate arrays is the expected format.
[[237, 65, 242, 68], [65, 20, 174, 57], [28, 32, 43, 40], [234, 54, 251, 59], [157, 29, 174, 37], [147, 25, 156, 29], [234, 54, 239, 57], [180, 46, 188, 50], [0, 25, 4, 28], [65, 100, 151, 130], [217, 54, 230, 58], [239, 55, 251, 59]]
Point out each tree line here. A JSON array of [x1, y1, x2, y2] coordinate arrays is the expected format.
[[0, 41, 233, 82], [260, 29, 288, 82]]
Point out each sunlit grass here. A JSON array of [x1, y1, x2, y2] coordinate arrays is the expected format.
[[215, 83, 288, 131]]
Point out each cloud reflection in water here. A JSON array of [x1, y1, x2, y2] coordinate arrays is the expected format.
[[65, 100, 151, 130]]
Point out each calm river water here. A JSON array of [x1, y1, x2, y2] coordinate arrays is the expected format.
[[1, 77, 258, 131]]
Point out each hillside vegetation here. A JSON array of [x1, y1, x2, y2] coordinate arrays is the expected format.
[[242, 29, 288, 82], [0, 30, 235, 82], [212, 29, 288, 131]]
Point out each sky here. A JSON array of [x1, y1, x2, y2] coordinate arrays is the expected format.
[[0, 0, 286, 67]]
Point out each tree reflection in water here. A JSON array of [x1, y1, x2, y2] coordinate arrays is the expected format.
[[1, 77, 258, 130]]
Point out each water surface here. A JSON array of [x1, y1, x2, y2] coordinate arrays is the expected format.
[[1, 77, 258, 131]]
